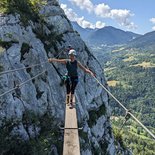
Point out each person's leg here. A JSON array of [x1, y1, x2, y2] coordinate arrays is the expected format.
[[70, 77, 78, 105], [65, 78, 71, 104]]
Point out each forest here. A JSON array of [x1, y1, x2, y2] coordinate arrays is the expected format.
[[104, 46, 155, 154]]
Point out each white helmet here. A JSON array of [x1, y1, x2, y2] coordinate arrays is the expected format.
[[68, 49, 77, 56]]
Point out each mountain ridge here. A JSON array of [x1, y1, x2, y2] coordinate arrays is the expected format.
[[72, 22, 141, 45], [127, 30, 155, 49]]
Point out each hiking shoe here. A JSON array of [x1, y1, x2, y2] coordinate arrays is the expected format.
[[69, 103, 74, 109], [66, 95, 70, 105]]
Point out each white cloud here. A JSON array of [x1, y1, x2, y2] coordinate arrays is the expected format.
[[68, 1, 137, 30], [77, 16, 95, 28], [61, 3, 136, 30], [60, 4, 78, 21], [95, 21, 106, 29], [60, 4, 100, 29], [152, 26, 155, 31], [94, 3, 111, 18], [69, 0, 93, 12], [110, 9, 137, 29], [150, 18, 155, 31], [110, 9, 132, 20], [95, 5, 137, 29], [150, 18, 155, 24]]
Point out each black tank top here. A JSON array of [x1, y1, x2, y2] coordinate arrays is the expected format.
[[66, 60, 78, 77]]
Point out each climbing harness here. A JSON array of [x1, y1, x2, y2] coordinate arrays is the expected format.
[[60, 75, 70, 86]]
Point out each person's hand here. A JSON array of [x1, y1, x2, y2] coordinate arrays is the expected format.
[[86, 69, 96, 77], [90, 71, 96, 77], [88, 70, 96, 77], [48, 58, 52, 63]]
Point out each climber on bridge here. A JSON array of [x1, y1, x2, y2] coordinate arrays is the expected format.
[[48, 49, 95, 108]]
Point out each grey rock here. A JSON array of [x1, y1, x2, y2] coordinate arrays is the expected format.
[[0, 0, 129, 154]]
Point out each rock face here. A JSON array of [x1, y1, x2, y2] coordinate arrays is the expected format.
[[0, 0, 118, 154]]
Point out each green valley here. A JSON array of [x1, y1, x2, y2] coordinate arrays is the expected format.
[[103, 46, 155, 154]]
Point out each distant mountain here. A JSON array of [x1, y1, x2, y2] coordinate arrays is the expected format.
[[127, 31, 155, 49], [87, 26, 140, 45], [71, 21, 95, 40], [72, 22, 140, 45]]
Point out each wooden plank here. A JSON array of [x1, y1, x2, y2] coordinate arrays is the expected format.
[[63, 95, 80, 155]]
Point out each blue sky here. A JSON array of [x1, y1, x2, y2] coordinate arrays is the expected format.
[[59, 0, 155, 34]]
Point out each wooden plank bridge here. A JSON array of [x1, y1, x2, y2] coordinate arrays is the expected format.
[[63, 95, 80, 155]]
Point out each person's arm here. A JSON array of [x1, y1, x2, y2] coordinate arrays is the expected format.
[[77, 61, 95, 77], [48, 58, 67, 64]]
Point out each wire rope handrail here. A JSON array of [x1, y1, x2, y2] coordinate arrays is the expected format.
[[92, 76, 155, 140], [0, 70, 46, 98]]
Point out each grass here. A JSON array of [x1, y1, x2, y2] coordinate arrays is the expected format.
[[88, 104, 106, 127], [107, 80, 119, 87], [130, 62, 155, 68], [104, 67, 117, 72], [129, 126, 153, 140], [105, 46, 155, 154], [112, 118, 153, 141], [0, 39, 14, 49], [112, 47, 125, 53], [0, 0, 46, 26], [0, 46, 5, 54], [120, 81, 132, 89], [111, 118, 155, 155], [0, 111, 63, 155], [123, 56, 135, 62]]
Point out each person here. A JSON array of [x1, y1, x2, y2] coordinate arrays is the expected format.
[[48, 49, 95, 108]]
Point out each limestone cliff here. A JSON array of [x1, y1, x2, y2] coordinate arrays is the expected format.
[[0, 0, 117, 154]]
